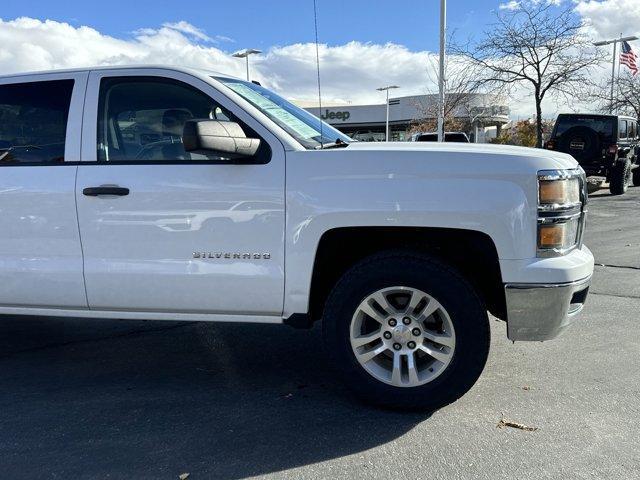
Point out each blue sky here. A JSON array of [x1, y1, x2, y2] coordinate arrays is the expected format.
[[1, 0, 502, 51], [0, 1, 634, 117]]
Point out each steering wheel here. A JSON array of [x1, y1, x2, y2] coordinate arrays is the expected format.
[[134, 139, 181, 160]]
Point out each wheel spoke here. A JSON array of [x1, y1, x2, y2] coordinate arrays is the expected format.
[[356, 344, 387, 364], [406, 290, 427, 314], [422, 330, 455, 348], [391, 352, 402, 385], [351, 330, 382, 348], [415, 298, 441, 322], [358, 301, 386, 323], [406, 352, 420, 385], [419, 344, 452, 364], [371, 291, 398, 316]]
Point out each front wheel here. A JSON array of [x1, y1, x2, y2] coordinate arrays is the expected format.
[[322, 252, 490, 411]]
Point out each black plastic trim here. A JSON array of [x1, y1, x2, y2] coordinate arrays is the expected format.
[[283, 313, 313, 329]]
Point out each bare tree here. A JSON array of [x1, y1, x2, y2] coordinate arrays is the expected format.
[[491, 118, 555, 147], [592, 72, 640, 117], [410, 54, 484, 135], [454, 2, 603, 147]]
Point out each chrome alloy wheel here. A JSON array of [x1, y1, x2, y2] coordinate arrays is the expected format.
[[349, 286, 456, 388]]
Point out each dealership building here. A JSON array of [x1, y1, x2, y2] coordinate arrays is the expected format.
[[304, 93, 510, 142]]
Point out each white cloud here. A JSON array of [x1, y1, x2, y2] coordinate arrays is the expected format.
[[0, 11, 626, 120], [259, 42, 434, 105], [575, 0, 640, 40], [499, 0, 563, 10], [499, 1, 521, 10], [161, 21, 214, 42], [0, 17, 436, 106], [159, 21, 234, 43], [0, 17, 244, 77]]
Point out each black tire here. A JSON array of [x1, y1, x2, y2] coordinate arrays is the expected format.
[[633, 166, 640, 187], [609, 158, 631, 195], [322, 251, 490, 411]]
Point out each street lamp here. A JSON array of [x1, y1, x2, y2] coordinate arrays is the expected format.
[[593, 35, 638, 113], [232, 48, 262, 81], [377, 85, 400, 142]]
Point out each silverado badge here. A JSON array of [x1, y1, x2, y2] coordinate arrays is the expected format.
[[193, 252, 271, 260]]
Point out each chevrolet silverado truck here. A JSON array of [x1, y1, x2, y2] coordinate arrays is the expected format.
[[0, 66, 594, 410]]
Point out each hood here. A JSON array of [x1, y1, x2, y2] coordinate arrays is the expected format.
[[344, 141, 578, 171]]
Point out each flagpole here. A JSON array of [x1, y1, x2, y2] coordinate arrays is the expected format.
[[610, 41, 617, 113], [594, 35, 638, 114], [616, 34, 625, 114]]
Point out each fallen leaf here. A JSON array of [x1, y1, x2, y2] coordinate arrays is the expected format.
[[497, 413, 538, 432], [522, 386, 531, 391]]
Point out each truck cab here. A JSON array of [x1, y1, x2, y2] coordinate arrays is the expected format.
[[0, 66, 594, 410]]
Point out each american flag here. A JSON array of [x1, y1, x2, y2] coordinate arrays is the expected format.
[[620, 41, 638, 76]]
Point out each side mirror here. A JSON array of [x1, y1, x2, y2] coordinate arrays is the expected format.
[[182, 120, 261, 157]]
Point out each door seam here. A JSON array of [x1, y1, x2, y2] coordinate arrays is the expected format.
[[73, 165, 90, 309]]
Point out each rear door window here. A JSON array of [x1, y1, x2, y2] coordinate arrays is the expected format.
[[416, 134, 437, 142], [0, 80, 74, 164], [415, 133, 468, 142], [444, 133, 469, 143], [554, 116, 615, 141], [619, 120, 628, 140]]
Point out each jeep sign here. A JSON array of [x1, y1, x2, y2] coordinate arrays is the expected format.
[[321, 109, 351, 121]]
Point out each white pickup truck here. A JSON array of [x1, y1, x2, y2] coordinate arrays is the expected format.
[[0, 66, 594, 410]]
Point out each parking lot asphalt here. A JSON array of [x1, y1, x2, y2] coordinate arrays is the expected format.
[[0, 187, 639, 480]]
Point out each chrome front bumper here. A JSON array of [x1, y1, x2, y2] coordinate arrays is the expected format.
[[505, 275, 592, 341]]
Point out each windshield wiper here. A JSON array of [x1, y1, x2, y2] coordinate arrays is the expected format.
[[316, 138, 350, 150], [0, 145, 43, 151]]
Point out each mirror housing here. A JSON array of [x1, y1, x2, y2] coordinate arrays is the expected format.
[[182, 120, 261, 157]]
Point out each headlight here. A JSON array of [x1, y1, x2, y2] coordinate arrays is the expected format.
[[537, 169, 587, 257], [538, 178, 580, 208]]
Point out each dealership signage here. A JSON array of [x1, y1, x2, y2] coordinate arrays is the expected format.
[[321, 109, 351, 121]]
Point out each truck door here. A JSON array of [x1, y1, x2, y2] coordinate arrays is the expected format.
[[76, 69, 285, 316], [0, 73, 87, 309]]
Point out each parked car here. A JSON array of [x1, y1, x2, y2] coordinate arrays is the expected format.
[[0, 66, 594, 410], [410, 131, 470, 142], [350, 130, 386, 142], [546, 113, 639, 195]]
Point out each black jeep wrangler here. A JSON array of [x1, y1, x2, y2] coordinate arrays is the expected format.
[[546, 114, 639, 195]]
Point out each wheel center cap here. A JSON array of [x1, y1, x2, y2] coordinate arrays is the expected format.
[[392, 324, 412, 343]]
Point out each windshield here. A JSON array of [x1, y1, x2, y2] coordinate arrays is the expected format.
[[554, 115, 615, 139], [215, 77, 352, 149]]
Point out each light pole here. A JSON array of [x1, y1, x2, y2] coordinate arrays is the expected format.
[[232, 48, 262, 81], [594, 35, 638, 113], [437, 0, 446, 142], [377, 85, 400, 142]]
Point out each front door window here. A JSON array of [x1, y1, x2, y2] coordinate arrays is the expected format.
[[97, 77, 251, 162]]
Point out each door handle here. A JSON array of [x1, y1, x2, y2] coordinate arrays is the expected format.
[[83, 186, 130, 197]]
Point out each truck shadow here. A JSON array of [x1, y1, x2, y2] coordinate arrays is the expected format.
[[588, 185, 640, 199], [0, 317, 427, 479]]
